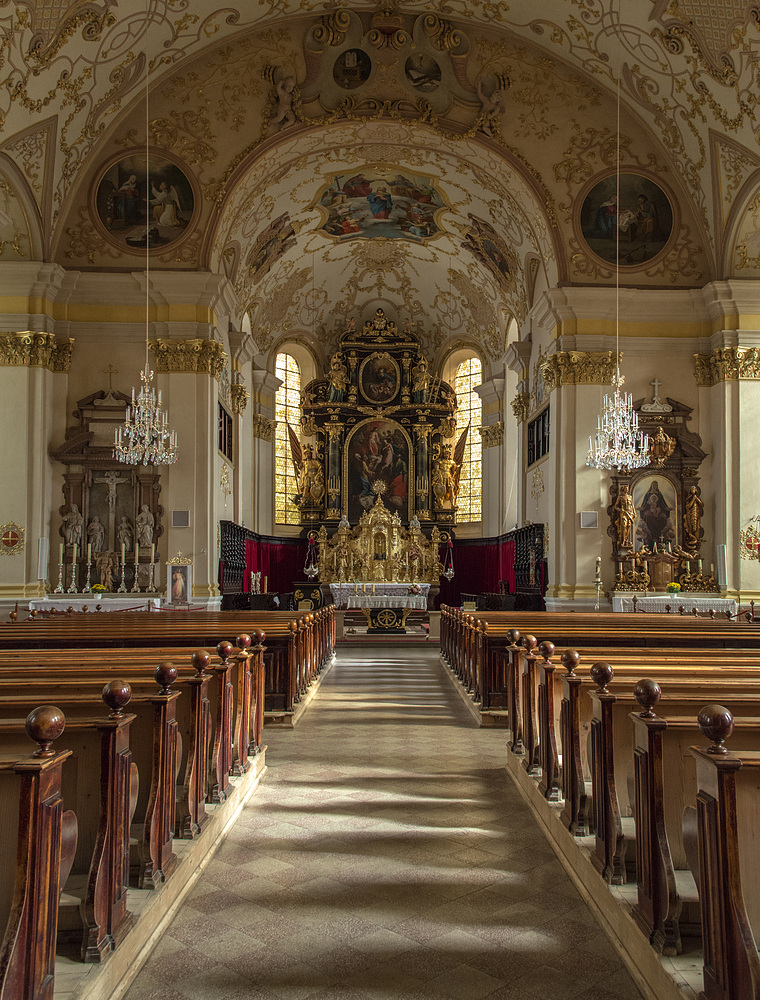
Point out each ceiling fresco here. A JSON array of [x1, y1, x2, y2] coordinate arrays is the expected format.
[[0, 2, 758, 352]]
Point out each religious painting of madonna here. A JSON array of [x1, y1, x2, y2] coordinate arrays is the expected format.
[[315, 167, 448, 242], [94, 153, 195, 253], [632, 476, 678, 551], [579, 172, 674, 267], [346, 420, 410, 523]]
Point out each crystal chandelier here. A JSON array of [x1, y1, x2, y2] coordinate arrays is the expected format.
[[585, 43, 649, 474], [114, 12, 178, 467], [586, 372, 649, 470]]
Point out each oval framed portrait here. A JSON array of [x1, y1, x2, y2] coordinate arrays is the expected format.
[[359, 352, 400, 405], [578, 171, 675, 268], [92, 151, 197, 255]]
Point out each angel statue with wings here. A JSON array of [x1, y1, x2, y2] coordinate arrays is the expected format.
[[151, 180, 183, 227]]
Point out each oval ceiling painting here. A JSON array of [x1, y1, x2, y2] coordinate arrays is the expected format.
[[579, 172, 674, 267]]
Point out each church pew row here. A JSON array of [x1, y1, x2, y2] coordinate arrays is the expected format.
[[0, 607, 335, 716], [0, 706, 75, 1000], [499, 641, 760, 998]]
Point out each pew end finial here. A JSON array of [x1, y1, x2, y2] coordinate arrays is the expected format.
[[522, 633, 537, 653], [102, 679, 132, 718], [253, 629, 266, 646], [590, 661, 613, 693], [236, 633, 252, 652], [217, 640, 234, 662], [155, 661, 178, 694], [191, 649, 211, 677], [26, 704, 66, 757], [697, 703, 734, 755], [561, 649, 580, 676], [538, 640, 555, 662], [633, 678, 661, 718]]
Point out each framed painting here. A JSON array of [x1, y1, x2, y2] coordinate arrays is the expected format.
[[632, 476, 678, 550], [359, 352, 400, 404], [93, 152, 196, 253], [345, 419, 411, 523], [168, 562, 192, 604], [579, 172, 674, 267]]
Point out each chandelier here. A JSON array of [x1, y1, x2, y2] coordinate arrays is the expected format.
[[585, 37, 649, 474], [114, 11, 178, 467]]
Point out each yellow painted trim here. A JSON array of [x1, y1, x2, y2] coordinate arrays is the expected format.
[[0, 297, 217, 326], [482, 399, 501, 417], [549, 320, 709, 340], [0, 582, 47, 598]]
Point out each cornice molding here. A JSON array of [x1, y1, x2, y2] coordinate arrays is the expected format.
[[151, 338, 227, 379], [695, 347, 760, 386], [0, 331, 73, 371]]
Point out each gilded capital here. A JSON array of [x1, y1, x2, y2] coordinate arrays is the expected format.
[[151, 339, 228, 379], [540, 351, 618, 391], [252, 413, 275, 441], [694, 347, 760, 387], [479, 421, 504, 448], [230, 383, 250, 415], [511, 391, 530, 422], [0, 332, 74, 372]]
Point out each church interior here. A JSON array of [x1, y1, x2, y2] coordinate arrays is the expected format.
[[2, 1, 760, 999]]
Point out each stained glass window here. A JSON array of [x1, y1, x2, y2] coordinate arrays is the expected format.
[[275, 352, 302, 525], [454, 357, 482, 522]]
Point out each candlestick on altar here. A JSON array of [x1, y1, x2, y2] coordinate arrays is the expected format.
[[131, 550, 141, 592], [117, 555, 127, 593], [148, 561, 155, 593], [82, 560, 92, 593], [53, 561, 64, 594], [66, 556, 77, 594]]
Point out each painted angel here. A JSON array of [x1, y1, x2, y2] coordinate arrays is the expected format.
[[151, 181, 182, 227]]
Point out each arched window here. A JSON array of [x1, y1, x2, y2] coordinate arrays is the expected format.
[[454, 356, 482, 523], [274, 352, 302, 525]]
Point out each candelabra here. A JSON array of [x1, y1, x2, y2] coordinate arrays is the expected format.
[[82, 560, 92, 593], [66, 560, 78, 594], [131, 555, 141, 592], [148, 560, 156, 592], [53, 561, 64, 594], [117, 557, 127, 593]]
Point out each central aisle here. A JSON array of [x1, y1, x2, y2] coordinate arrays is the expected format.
[[125, 646, 642, 1000]]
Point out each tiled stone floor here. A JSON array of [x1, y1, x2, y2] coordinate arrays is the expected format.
[[124, 646, 644, 1000]]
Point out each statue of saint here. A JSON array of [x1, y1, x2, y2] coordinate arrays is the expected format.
[[412, 360, 431, 403], [299, 444, 325, 504], [432, 445, 455, 508], [62, 505, 84, 548], [328, 356, 348, 402], [683, 485, 704, 548], [136, 505, 155, 548], [96, 550, 117, 591], [612, 484, 636, 550], [87, 516, 105, 555], [117, 516, 134, 551]]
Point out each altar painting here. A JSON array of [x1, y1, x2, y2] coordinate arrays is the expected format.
[[346, 420, 410, 523], [359, 352, 400, 404], [633, 476, 678, 550], [316, 168, 447, 241]]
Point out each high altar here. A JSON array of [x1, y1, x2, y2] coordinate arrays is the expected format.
[[291, 308, 461, 601]]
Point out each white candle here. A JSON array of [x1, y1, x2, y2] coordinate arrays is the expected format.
[[263, 576, 267, 593], [59, 542, 64, 563], [121, 542, 126, 563], [87, 542, 92, 562], [135, 542, 139, 562], [71, 543, 76, 565], [151, 543, 155, 563]]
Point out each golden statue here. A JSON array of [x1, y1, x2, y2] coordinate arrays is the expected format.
[[683, 485, 704, 548], [298, 444, 325, 505], [612, 484, 636, 551]]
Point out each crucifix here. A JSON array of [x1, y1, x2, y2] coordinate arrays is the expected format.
[[103, 364, 118, 391], [93, 470, 129, 550], [650, 377, 663, 404]]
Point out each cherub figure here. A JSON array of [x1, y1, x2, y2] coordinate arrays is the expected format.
[[477, 76, 508, 137], [273, 74, 296, 129]]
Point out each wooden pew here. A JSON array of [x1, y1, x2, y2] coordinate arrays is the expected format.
[[0, 706, 75, 1000]]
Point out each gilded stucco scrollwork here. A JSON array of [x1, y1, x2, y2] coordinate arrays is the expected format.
[[151, 339, 227, 379], [0, 332, 73, 371], [694, 347, 760, 386], [479, 421, 504, 448], [230, 383, 250, 415], [541, 351, 618, 392], [511, 392, 530, 423], [252, 413, 275, 441]]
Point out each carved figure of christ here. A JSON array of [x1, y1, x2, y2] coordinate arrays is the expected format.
[[93, 471, 129, 551]]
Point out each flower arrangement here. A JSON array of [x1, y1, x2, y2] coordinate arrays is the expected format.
[[666, 582, 681, 594], [91, 584, 106, 594], [408, 583, 422, 595]]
